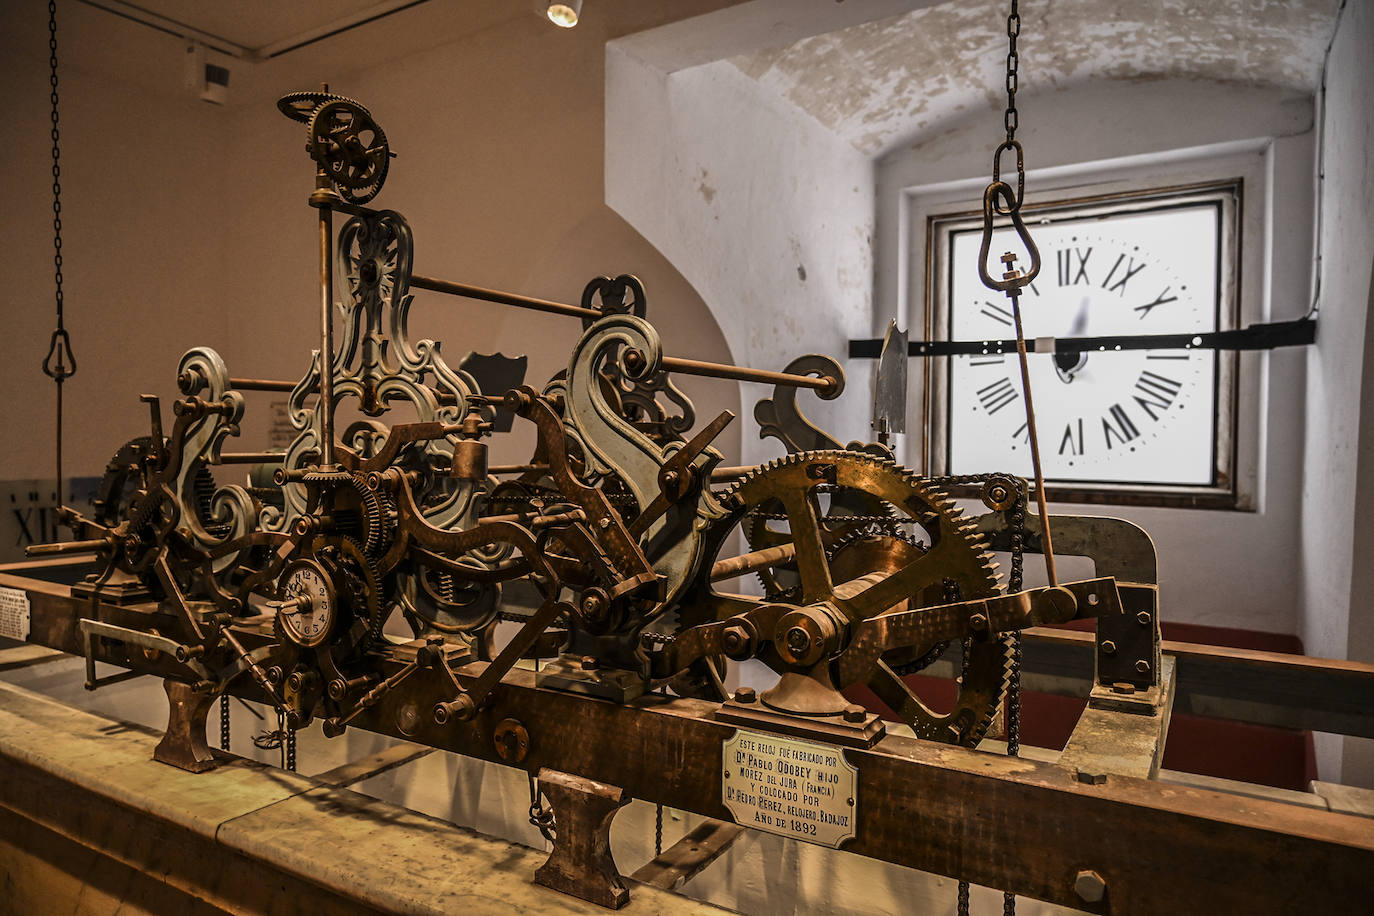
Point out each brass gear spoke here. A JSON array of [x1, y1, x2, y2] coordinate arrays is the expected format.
[[778, 489, 833, 604]]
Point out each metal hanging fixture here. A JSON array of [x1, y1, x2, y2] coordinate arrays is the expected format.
[[41, 0, 78, 500], [962, 4, 1038, 915]]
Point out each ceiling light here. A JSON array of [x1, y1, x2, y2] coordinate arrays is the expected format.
[[546, 1, 581, 28]]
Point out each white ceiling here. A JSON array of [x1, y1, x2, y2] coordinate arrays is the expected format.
[[731, 0, 1343, 156]]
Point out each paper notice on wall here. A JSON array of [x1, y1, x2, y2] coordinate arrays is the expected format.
[[721, 729, 858, 848], [0, 587, 31, 641], [268, 400, 297, 450]]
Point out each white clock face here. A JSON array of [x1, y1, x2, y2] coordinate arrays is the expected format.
[[946, 202, 1220, 486], [280, 560, 336, 646]]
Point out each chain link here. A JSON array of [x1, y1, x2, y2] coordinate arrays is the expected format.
[[528, 773, 556, 843], [1004, 0, 1020, 145], [219, 694, 231, 752], [49, 0, 63, 321], [654, 803, 664, 856]]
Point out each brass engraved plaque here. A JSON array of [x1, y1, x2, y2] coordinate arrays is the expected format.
[[721, 728, 857, 848]]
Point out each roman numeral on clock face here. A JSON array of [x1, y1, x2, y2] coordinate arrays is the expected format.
[[1057, 247, 1092, 286], [1059, 418, 1084, 456], [1134, 286, 1178, 318], [980, 301, 1014, 326], [977, 377, 1018, 415], [1133, 370, 1182, 420], [1102, 403, 1141, 449], [1102, 253, 1147, 294]]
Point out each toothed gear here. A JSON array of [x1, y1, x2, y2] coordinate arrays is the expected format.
[[277, 90, 370, 123], [307, 99, 389, 205], [699, 450, 1009, 746]]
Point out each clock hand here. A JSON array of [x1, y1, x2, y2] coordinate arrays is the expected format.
[[1055, 296, 1091, 382]]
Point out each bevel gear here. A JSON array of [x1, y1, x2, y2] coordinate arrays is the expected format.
[[308, 99, 390, 205], [692, 450, 1009, 746]]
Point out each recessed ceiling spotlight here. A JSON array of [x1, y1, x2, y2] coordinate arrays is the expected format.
[[546, 0, 582, 28]]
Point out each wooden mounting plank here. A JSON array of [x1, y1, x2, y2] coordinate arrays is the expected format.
[[630, 818, 744, 891]]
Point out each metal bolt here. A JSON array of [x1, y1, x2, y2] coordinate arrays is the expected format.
[[785, 626, 810, 654], [1135, 659, 1151, 674], [1073, 869, 1106, 903], [1076, 768, 1107, 786], [579, 655, 599, 671], [969, 613, 989, 632], [1136, 610, 1151, 626], [721, 625, 750, 657], [735, 686, 757, 704], [1100, 640, 1117, 655], [598, 516, 611, 529], [842, 705, 866, 724], [1111, 681, 1136, 695]]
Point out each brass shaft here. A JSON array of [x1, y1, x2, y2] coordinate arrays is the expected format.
[[318, 204, 336, 465], [25, 537, 108, 557], [411, 274, 602, 321], [710, 543, 798, 582], [658, 356, 836, 393], [229, 377, 300, 392], [1008, 290, 1057, 586]]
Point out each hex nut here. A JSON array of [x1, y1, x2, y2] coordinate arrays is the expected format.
[[1074, 869, 1107, 903], [842, 704, 866, 724], [1076, 768, 1107, 786], [1135, 659, 1151, 674], [735, 686, 757, 704], [1136, 610, 1152, 626], [1100, 640, 1117, 655]]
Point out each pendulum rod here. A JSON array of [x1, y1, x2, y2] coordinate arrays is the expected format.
[[1006, 278, 1056, 586], [317, 202, 335, 465]]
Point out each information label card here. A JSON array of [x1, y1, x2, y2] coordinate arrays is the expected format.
[[721, 729, 858, 848], [0, 587, 30, 641]]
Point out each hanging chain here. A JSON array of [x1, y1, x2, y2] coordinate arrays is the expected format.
[[219, 694, 231, 752], [41, 0, 77, 494], [528, 773, 556, 843], [991, 0, 1027, 211], [286, 722, 297, 771], [654, 803, 664, 856]]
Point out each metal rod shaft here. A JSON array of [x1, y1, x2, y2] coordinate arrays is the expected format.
[[26, 537, 107, 557], [709, 465, 757, 481], [709, 543, 798, 583], [658, 356, 836, 393], [410, 274, 602, 321], [488, 464, 547, 474], [229, 377, 301, 392], [214, 452, 285, 465], [1008, 290, 1057, 586], [318, 205, 335, 465]]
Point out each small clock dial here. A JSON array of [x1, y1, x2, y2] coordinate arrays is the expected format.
[[946, 202, 1221, 487], [278, 559, 338, 647]]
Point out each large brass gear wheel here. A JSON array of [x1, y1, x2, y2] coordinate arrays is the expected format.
[[693, 450, 1010, 746]]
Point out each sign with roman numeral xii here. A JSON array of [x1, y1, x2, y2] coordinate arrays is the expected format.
[[929, 184, 1238, 504]]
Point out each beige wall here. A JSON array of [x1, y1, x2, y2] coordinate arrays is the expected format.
[[0, 1, 742, 484]]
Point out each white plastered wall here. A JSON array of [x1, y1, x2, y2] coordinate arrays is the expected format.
[[1301, 0, 1374, 785]]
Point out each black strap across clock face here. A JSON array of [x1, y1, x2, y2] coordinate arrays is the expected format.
[[847, 316, 1314, 360]]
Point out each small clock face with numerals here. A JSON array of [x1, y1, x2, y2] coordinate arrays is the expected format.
[[944, 200, 1222, 488]]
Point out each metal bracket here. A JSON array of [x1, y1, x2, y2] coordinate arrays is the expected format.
[[849, 316, 1317, 359], [533, 768, 631, 909], [78, 618, 211, 690]]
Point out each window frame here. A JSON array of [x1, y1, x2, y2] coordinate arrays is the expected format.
[[924, 179, 1243, 509]]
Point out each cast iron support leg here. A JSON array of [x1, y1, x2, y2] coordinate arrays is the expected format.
[[153, 679, 220, 773], [533, 767, 631, 909]]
